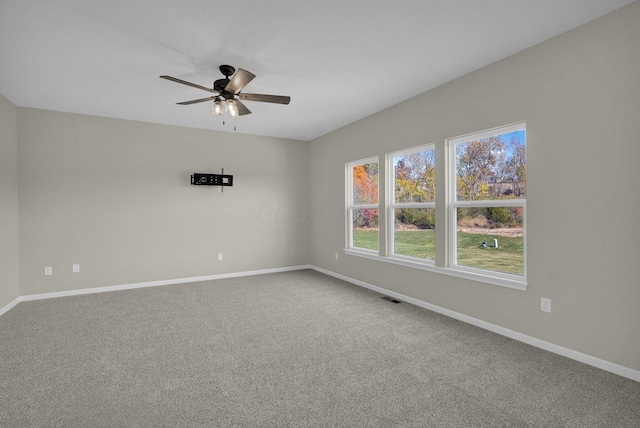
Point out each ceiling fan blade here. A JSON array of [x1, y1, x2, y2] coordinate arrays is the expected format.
[[225, 68, 256, 94], [160, 75, 219, 94], [235, 99, 252, 116], [239, 93, 291, 105], [176, 96, 217, 105]]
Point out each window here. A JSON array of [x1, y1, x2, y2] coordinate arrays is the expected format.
[[344, 123, 526, 289], [448, 123, 526, 279], [347, 157, 379, 252], [388, 145, 436, 262]]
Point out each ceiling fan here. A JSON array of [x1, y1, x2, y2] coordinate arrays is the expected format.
[[160, 65, 290, 120]]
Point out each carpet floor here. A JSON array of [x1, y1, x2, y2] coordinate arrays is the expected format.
[[1, 269, 639, 427]]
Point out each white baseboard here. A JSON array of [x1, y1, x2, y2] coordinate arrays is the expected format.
[[0, 296, 21, 317], [9, 265, 312, 304], [310, 265, 640, 383]]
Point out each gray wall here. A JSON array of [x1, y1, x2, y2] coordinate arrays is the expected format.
[[17, 109, 309, 295], [0, 93, 20, 308], [309, 2, 640, 371], [4, 1, 639, 375]]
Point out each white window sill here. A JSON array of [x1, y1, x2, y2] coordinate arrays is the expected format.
[[344, 248, 528, 291]]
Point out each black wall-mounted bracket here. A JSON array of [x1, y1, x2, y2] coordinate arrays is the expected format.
[[191, 169, 233, 192]]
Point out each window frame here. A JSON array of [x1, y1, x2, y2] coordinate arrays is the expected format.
[[446, 122, 527, 283], [346, 156, 379, 254], [386, 144, 436, 265], [343, 122, 528, 291]]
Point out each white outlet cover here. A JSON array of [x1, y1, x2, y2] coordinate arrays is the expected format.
[[541, 298, 552, 313], [218, 253, 223, 261], [72, 264, 80, 273], [44, 266, 53, 276]]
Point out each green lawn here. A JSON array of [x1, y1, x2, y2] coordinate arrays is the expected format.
[[353, 230, 379, 251], [394, 230, 435, 259], [353, 229, 523, 275], [457, 232, 523, 275]]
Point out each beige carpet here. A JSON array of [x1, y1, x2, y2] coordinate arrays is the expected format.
[[1, 270, 639, 427]]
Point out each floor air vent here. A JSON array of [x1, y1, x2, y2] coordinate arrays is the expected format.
[[381, 296, 402, 304]]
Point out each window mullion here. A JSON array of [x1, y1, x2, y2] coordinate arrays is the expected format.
[[453, 199, 525, 208]]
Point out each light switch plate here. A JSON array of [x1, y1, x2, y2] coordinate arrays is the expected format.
[[541, 298, 551, 313]]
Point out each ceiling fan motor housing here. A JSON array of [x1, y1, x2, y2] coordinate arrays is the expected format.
[[214, 65, 238, 99], [213, 78, 231, 97]]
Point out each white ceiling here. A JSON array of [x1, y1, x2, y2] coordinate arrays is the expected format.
[[0, 0, 634, 141]]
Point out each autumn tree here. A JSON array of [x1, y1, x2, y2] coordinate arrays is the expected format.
[[503, 142, 526, 198], [394, 149, 436, 229], [456, 134, 525, 227], [352, 163, 378, 205], [352, 162, 378, 228], [456, 136, 505, 201], [394, 150, 435, 203]]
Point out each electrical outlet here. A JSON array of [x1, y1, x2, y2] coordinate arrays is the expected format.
[[335, 252, 339, 260], [541, 298, 551, 313], [72, 264, 80, 273], [44, 266, 53, 276], [217, 253, 223, 261]]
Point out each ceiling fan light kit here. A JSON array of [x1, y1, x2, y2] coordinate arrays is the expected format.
[[160, 65, 290, 131], [226, 99, 238, 118], [212, 97, 223, 116]]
